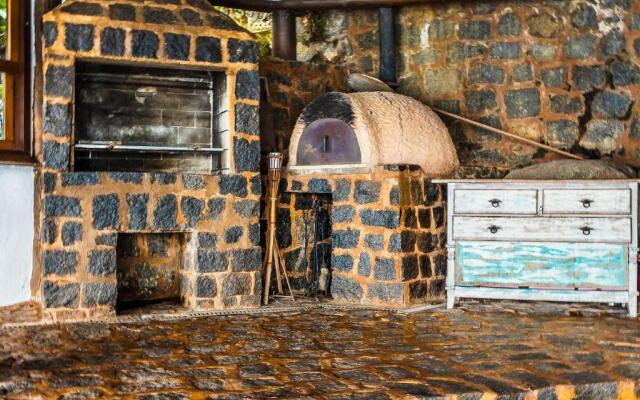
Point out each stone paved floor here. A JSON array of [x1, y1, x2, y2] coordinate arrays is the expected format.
[[1, 302, 640, 399]]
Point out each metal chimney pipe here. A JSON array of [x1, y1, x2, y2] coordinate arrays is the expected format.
[[378, 7, 396, 85], [272, 9, 297, 60]]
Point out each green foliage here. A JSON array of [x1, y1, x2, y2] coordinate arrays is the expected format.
[[214, 7, 272, 56]]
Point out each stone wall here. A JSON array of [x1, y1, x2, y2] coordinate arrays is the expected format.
[[37, 0, 262, 322], [280, 166, 447, 307], [300, 0, 640, 176]]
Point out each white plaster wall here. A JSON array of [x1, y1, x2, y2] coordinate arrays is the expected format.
[[0, 164, 35, 306]]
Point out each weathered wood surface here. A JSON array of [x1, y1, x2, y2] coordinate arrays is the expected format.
[[453, 216, 631, 243], [455, 241, 628, 289], [451, 286, 630, 304], [453, 189, 537, 215], [542, 189, 631, 215]]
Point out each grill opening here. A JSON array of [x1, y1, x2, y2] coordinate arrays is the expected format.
[[73, 62, 229, 173]]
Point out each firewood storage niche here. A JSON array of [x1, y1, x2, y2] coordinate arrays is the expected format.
[[73, 62, 229, 173]]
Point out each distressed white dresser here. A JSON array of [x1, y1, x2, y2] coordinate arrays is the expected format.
[[436, 180, 638, 317]]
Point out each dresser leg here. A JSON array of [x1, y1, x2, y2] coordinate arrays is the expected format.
[[446, 293, 455, 309], [629, 299, 637, 318]]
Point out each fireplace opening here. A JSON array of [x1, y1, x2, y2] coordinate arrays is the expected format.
[[73, 62, 229, 173], [116, 233, 186, 314]]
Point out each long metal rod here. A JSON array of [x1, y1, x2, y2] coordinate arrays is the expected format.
[[432, 108, 585, 161], [74, 144, 225, 153], [209, 0, 452, 11]]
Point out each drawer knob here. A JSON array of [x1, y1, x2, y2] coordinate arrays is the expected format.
[[580, 199, 594, 208], [488, 225, 501, 234], [489, 199, 502, 208], [580, 226, 594, 235]]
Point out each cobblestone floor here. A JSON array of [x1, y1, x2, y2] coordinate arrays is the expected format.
[[1, 302, 640, 399]]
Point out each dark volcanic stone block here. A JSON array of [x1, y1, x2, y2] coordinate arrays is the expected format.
[[489, 42, 521, 59], [198, 232, 217, 249], [228, 38, 259, 63], [183, 174, 205, 190], [332, 255, 354, 272], [101, 27, 125, 56], [109, 4, 136, 21], [434, 254, 447, 276], [419, 255, 432, 278], [549, 95, 582, 114], [433, 206, 445, 227], [44, 196, 81, 217], [235, 103, 260, 135], [358, 253, 371, 277], [354, 180, 381, 204], [512, 63, 533, 82], [223, 274, 251, 297], [236, 70, 260, 100], [88, 249, 117, 277], [43, 22, 57, 47], [219, 175, 248, 197], [308, 179, 332, 193], [43, 281, 79, 308], [61, 2, 102, 15], [234, 138, 260, 171], [417, 232, 437, 253], [43, 173, 56, 193], [368, 283, 404, 302], [225, 226, 243, 244], [131, 30, 159, 58], [234, 200, 259, 218], [95, 233, 117, 247], [564, 34, 596, 59], [127, 193, 149, 230], [360, 209, 400, 229], [400, 231, 417, 252], [108, 172, 143, 184], [93, 194, 120, 230], [198, 249, 228, 272], [332, 205, 355, 223], [231, 248, 262, 272], [83, 283, 117, 307], [143, 6, 178, 24], [208, 197, 226, 219], [45, 65, 73, 98], [374, 257, 396, 280], [181, 196, 204, 228], [151, 172, 177, 185], [65, 23, 94, 52], [275, 208, 292, 248], [364, 233, 383, 250], [197, 276, 217, 298], [541, 67, 567, 88], [333, 229, 360, 249], [389, 186, 400, 205], [154, 194, 178, 230], [572, 65, 606, 90], [404, 209, 417, 228], [389, 233, 401, 253], [409, 281, 428, 300], [207, 14, 243, 31], [43, 103, 71, 137], [248, 223, 260, 245], [43, 250, 77, 275], [61, 172, 99, 186], [458, 20, 490, 39], [468, 63, 505, 84], [331, 275, 363, 301], [43, 141, 70, 170], [610, 61, 640, 86], [333, 179, 352, 202], [251, 175, 262, 196], [42, 219, 57, 244], [464, 89, 497, 114], [592, 91, 632, 118], [498, 12, 521, 35], [62, 222, 82, 246], [402, 255, 419, 281], [600, 30, 626, 59], [504, 88, 541, 118], [181, 9, 203, 26], [164, 33, 190, 60], [547, 120, 579, 149], [571, 3, 597, 28], [195, 37, 222, 63]]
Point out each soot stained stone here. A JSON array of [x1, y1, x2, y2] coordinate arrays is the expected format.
[[390, 186, 400, 205], [181, 9, 203, 26], [61, 2, 103, 15], [43, 141, 69, 170], [333, 179, 352, 202], [197, 276, 217, 298], [581, 120, 625, 154], [83, 283, 117, 307], [197, 249, 228, 272], [374, 257, 395, 281], [109, 4, 136, 21], [208, 14, 244, 31], [354, 181, 381, 204], [234, 139, 260, 171], [127, 194, 149, 230], [300, 93, 355, 125], [43, 281, 79, 308], [425, 182, 440, 203], [223, 274, 251, 297], [151, 172, 177, 185], [358, 253, 371, 277], [208, 197, 226, 219], [42, 219, 57, 244], [143, 6, 178, 24], [435, 254, 447, 276], [180, 197, 204, 228], [332, 255, 354, 272], [93, 194, 120, 230], [225, 226, 243, 244], [419, 255, 432, 278], [164, 33, 190, 60], [154, 195, 178, 230], [228, 38, 259, 63], [182, 174, 206, 190], [333, 229, 360, 249], [504, 88, 541, 118], [409, 281, 428, 300], [331, 276, 363, 301], [43, 250, 78, 276], [368, 283, 403, 302], [592, 91, 632, 119], [400, 231, 417, 252], [108, 172, 143, 184], [65, 24, 94, 52], [402, 255, 419, 281], [236, 70, 260, 100], [101, 27, 125, 56], [332, 205, 355, 223], [360, 209, 400, 229], [231, 248, 262, 272], [132, 30, 159, 59], [433, 207, 445, 227], [43, 22, 57, 47], [43, 103, 71, 137], [572, 65, 606, 90], [465, 90, 497, 114], [219, 175, 248, 197], [88, 249, 117, 277], [405, 209, 418, 228], [45, 66, 73, 98], [417, 232, 437, 253], [195, 37, 222, 63], [234, 200, 259, 218], [235, 104, 260, 135], [44, 196, 80, 217], [62, 222, 82, 246]]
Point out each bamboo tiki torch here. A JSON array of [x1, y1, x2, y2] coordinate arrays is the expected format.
[[263, 152, 283, 305]]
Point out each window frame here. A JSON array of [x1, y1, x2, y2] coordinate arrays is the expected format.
[[0, 0, 31, 162]]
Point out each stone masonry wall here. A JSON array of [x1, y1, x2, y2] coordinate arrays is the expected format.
[[300, 0, 640, 176], [38, 0, 262, 322], [281, 166, 447, 307]]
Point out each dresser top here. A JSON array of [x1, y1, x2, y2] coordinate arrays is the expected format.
[[432, 179, 639, 184]]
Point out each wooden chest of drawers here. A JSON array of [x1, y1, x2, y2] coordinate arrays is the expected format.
[[437, 180, 638, 317]]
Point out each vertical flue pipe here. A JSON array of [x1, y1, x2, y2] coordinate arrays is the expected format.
[[378, 7, 396, 84], [272, 9, 297, 60]]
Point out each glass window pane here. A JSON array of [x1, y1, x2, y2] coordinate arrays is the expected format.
[[0, 0, 6, 60]]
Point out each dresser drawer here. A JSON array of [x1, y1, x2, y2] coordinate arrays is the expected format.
[[543, 189, 631, 215], [453, 189, 538, 215], [453, 216, 631, 243]]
